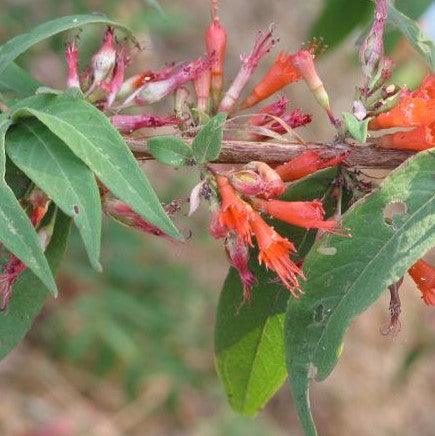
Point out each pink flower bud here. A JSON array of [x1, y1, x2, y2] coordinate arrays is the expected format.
[[123, 56, 211, 106], [219, 25, 277, 113], [103, 197, 172, 240], [206, 1, 227, 106], [110, 114, 180, 134], [88, 27, 117, 92], [65, 40, 80, 89], [225, 234, 256, 301], [103, 46, 128, 108]]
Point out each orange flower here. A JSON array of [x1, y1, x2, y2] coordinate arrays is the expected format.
[[250, 213, 304, 297], [216, 175, 254, 244], [254, 198, 337, 232], [377, 122, 435, 151], [274, 150, 348, 182], [242, 51, 301, 109], [369, 96, 435, 130], [408, 259, 435, 306], [410, 74, 435, 100]]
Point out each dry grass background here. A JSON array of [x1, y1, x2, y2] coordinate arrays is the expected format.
[[0, 0, 434, 435]]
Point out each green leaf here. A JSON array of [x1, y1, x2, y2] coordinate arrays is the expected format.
[[192, 112, 226, 164], [6, 119, 102, 271], [148, 136, 192, 166], [342, 112, 369, 143], [309, 0, 373, 50], [0, 63, 41, 97], [0, 211, 71, 361], [0, 14, 132, 76], [12, 93, 181, 240], [388, 1, 435, 70], [215, 168, 338, 416], [0, 113, 58, 295], [285, 150, 435, 436]]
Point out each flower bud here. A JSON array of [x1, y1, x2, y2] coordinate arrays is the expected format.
[[65, 40, 80, 89], [194, 69, 211, 112], [244, 161, 285, 199], [229, 169, 266, 196]]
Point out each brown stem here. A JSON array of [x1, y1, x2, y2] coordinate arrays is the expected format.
[[128, 138, 412, 168]]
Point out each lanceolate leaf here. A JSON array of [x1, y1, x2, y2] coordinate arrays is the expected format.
[[192, 112, 227, 164], [0, 211, 71, 361], [12, 93, 181, 240], [285, 150, 435, 436], [6, 119, 102, 271], [0, 14, 132, 75], [215, 168, 338, 416], [388, 1, 435, 71], [0, 63, 41, 97], [0, 113, 58, 295], [148, 136, 193, 166]]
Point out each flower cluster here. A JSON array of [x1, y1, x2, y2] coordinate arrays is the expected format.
[[209, 151, 345, 300], [370, 74, 435, 152]]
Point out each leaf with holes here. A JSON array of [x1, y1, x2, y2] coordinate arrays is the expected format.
[[285, 150, 435, 436], [12, 93, 181, 240], [0, 211, 71, 361], [192, 112, 227, 164], [0, 14, 132, 76], [6, 119, 102, 271], [0, 113, 57, 295], [215, 168, 338, 416], [148, 136, 192, 166]]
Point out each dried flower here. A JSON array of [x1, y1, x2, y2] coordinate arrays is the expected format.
[[225, 233, 256, 301], [249, 96, 289, 126], [377, 122, 435, 151], [274, 150, 348, 182], [111, 114, 180, 134], [219, 25, 277, 113], [408, 259, 435, 306], [244, 161, 286, 199], [250, 212, 304, 297], [229, 169, 266, 197], [65, 40, 80, 89]]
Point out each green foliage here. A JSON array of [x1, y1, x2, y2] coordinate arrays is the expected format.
[[148, 136, 193, 166], [215, 168, 338, 416], [342, 112, 369, 143], [309, 0, 372, 50], [6, 119, 102, 271], [192, 113, 227, 164], [0, 211, 71, 360], [0, 14, 132, 76], [0, 113, 58, 295], [285, 150, 435, 436], [11, 93, 181, 240], [388, 0, 435, 71], [0, 63, 41, 97]]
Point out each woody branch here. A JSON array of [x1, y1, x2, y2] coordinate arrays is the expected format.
[[128, 138, 412, 168]]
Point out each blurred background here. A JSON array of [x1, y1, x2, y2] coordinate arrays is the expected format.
[[1, 0, 435, 435]]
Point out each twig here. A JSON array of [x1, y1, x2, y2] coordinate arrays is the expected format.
[[128, 138, 412, 168]]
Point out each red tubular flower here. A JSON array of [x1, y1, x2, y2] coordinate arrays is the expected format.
[[377, 121, 435, 151], [219, 25, 277, 113], [369, 96, 435, 130], [274, 150, 348, 182], [215, 175, 254, 244], [206, 0, 227, 106], [225, 234, 256, 301], [409, 74, 435, 99], [65, 40, 80, 89], [103, 46, 128, 108], [250, 213, 304, 297], [254, 198, 337, 232], [249, 96, 289, 126], [28, 189, 50, 227], [123, 56, 211, 106], [408, 259, 435, 306], [242, 52, 301, 109], [111, 114, 180, 134]]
